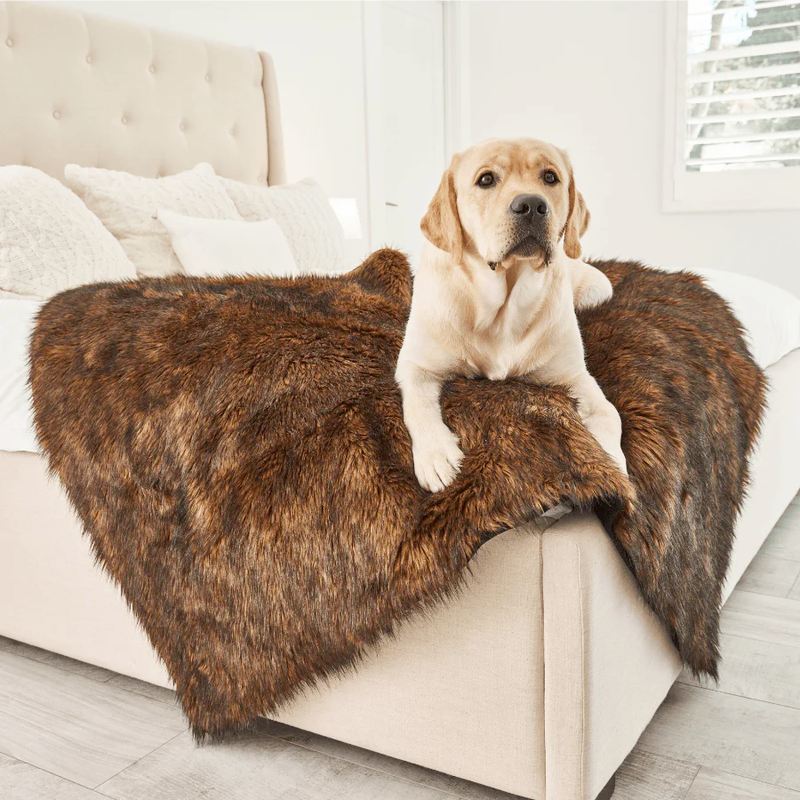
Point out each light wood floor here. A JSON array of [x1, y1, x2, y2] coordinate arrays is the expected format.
[[1, 495, 798, 800]]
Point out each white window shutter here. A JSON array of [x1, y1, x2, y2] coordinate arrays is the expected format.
[[662, 0, 800, 210], [684, 0, 800, 172]]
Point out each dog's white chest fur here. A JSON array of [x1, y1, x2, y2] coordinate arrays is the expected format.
[[463, 262, 567, 381]]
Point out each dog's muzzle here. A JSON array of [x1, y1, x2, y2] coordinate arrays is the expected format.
[[490, 194, 553, 269]]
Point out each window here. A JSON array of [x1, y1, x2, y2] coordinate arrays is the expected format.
[[663, 0, 800, 211]]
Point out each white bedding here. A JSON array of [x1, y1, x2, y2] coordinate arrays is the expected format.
[[0, 296, 42, 452], [690, 268, 800, 372], [2, 270, 799, 454]]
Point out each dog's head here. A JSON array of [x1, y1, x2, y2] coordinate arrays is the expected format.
[[421, 138, 590, 271]]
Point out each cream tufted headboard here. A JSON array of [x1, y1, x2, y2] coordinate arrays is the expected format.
[[0, 1, 286, 185]]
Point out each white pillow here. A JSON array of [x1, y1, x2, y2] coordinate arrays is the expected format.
[[64, 163, 241, 279], [157, 210, 299, 279], [219, 177, 346, 275], [0, 166, 136, 298], [691, 267, 800, 369]]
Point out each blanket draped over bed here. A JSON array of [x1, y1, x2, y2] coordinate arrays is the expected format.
[[30, 250, 765, 737]]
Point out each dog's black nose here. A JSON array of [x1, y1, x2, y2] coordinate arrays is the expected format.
[[509, 194, 549, 217]]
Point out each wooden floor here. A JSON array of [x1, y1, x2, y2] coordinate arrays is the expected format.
[[1, 496, 798, 800]]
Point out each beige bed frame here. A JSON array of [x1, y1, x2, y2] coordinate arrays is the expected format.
[[2, 5, 799, 800]]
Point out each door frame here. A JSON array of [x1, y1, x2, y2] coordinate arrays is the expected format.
[[361, 0, 470, 252]]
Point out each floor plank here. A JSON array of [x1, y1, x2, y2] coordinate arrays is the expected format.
[[0, 636, 116, 683], [789, 574, 800, 601], [737, 554, 800, 597], [98, 723, 469, 800], [0, 650, 187, 788], [0, 752, 106, 800], [779, 499, 800, 521], [104, 674, 177, 706], [637, 683, 800, 790], [720, 590, 800, 647], [261, 718, 520, 799], [614, 750, 699, 800], [678, 633, 800, 709], [684, 767, 800, 799], [759, 524, 800, 561]]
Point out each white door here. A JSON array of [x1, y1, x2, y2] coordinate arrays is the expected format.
[[380, 1, 446, 268]]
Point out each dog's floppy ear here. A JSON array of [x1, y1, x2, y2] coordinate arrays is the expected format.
[[562, 157, 591, 259], [420, 163, 463, 261]]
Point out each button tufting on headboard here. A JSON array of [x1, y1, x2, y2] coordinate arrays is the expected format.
[[0, 1, 286, 185]]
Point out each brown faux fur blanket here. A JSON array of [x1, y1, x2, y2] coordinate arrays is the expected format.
[[30, 249, 765, 737]]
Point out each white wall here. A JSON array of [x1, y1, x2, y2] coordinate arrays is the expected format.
[[469, 1, 800, 297], [58, 0, 371, 265]]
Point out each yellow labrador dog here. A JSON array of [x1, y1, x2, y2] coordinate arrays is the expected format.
[[396, 137, 626, 493]]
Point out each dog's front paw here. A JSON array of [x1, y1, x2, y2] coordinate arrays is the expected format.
[[413, 427, 464, 493], [574, 270, 613, 310], [588, 419, 628, 476], [609, 445, 628, 476], [579, 404, 627, 476]]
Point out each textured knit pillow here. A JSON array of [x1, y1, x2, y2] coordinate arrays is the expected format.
[[65, 163, 241, 278], [0, 166, 136, 298], [219, 177, 346, 274]]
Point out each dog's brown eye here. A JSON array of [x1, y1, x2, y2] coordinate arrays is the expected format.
[[477, 172, 496, 188], [543, 169, 559, 185]]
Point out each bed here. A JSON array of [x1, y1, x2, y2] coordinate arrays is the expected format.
[[1, 4, 800, 800]]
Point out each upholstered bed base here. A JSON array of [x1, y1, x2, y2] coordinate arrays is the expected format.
[[2, 347, 798, 800]]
